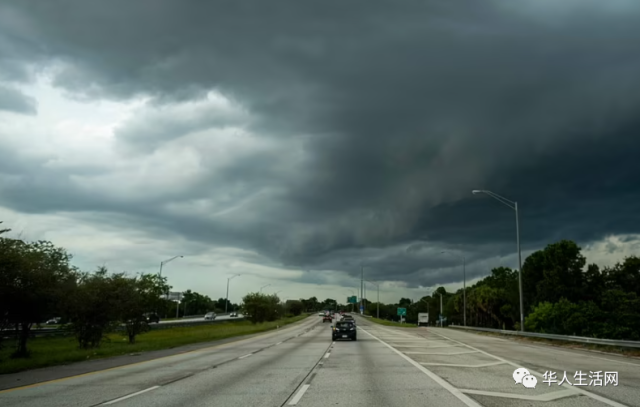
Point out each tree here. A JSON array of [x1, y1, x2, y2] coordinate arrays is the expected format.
[[117, 273, 169, 344], [321, 298, 337, 311], [242, 293, 281, 323], [522, 240, 586, 308], [0, 238, 77, 357], [286, 300, 303, 316], [64, 267, 124, 349], [180, 291, 214, 316]]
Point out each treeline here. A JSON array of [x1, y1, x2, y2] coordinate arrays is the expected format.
[[240, 295, 334, 323], [0, 226, 234, 359], [365, 240, 640, 341]]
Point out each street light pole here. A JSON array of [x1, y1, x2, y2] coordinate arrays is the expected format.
[[260, 284, 271, 293], [226, 274, 241, 313], [441, 251, 467, 326], [158, 255, 184, 317], [472, 189, 524, 332]]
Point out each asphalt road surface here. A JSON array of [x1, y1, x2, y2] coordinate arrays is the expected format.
[[1, 315, 638, 406]]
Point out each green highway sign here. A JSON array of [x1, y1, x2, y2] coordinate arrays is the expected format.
[[347, 296, 358, 304], [397, 307, 406, 316]]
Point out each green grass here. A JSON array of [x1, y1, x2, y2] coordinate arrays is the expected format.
[[0, 314, 309, 375], [365, 317, 416, 328]]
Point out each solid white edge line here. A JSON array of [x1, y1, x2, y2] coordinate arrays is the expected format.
[[359, 328, 482, 407], [102, 386, 160, 405], [288, 384, 310, 405], [431, 330, 631, 407], [238, 353, 253, 359]]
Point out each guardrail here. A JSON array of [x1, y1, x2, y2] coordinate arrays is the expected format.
[[449, 325, 640, 349], [0, 317, 247, 339]]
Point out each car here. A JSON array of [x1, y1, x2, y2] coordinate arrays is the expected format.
[[322, 315, 332, 323], [229, 312, 238, 317], [204, 312, 217, 320], [143, 313, 160, 323], [318, 312, 325, 316], [332, 321, 357, 341]]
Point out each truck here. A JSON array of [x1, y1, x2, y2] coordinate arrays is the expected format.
[[417, 313, 429, 327]]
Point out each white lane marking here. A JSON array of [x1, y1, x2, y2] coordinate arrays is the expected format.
[[460, 388, 578, 402], [288, 384, 310, 405], [360, 328, 482, 407], [276, 342, 283, 345], [238, 353, 253, 359], [102, 386, 160, 405], [391, 344, 462, 348], [324, 352, 331, 359], [431, 330, 629, 407], [420, 361, 505, 368], [405, 350, 479, 355]]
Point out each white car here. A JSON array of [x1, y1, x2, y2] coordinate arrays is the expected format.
[[204, 312, 217, 320]]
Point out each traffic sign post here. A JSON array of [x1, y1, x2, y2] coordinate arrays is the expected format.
[[397, 307, 406, 322], [360, 305, 364, 314]]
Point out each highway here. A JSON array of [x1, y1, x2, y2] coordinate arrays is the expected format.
[[1, 315, 638, 406]]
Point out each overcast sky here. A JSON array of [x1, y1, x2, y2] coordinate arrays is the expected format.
[[1, 1, 639, 304]]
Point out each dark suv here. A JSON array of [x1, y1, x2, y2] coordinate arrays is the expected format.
[[332, 321, 357, 341]]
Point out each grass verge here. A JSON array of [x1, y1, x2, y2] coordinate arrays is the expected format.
[[472, 331, 640, 358], [0, 314, 309, 375], [365, 316, 416, 328]]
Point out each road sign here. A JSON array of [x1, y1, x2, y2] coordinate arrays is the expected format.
[[397, 307, 407, 316], [359, 305, 364, 313], [166, 291, 183, 301], [347, 296, 358, 304]]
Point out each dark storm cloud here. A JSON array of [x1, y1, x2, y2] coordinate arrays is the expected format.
[[0, 85, 37, 115], [1, 1, 640, 288]]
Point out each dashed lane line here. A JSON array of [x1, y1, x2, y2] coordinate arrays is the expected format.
[[288, 384, 310, 405], [101, 386, 160, 405]]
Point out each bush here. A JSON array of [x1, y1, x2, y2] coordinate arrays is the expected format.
[[242, 293, 280, 323]]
